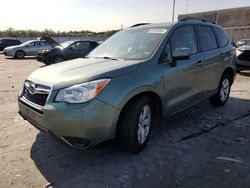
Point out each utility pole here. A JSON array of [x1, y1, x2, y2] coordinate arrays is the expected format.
[[172, 0, 176, 22]]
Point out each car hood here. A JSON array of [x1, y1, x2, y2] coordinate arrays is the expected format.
[[28, 58, 140, 90], [4, 45, 21, 50], [238, 45, 250, 51]]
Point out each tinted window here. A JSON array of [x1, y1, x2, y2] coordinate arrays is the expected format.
[[171, 26, 197, 55], [70, 42, 90, 50], [0, 39, 20, 45], [89, 42, 98, 49], [161, 42, 171, 62], [26, 42, 35, 47], [213, 27, 228, 48], [6, 40, 13, 45], [34, 41, 40, 46], [40, 40, 49, 46], [196, 26, 217, 52]]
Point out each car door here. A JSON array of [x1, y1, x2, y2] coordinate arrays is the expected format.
[[195, 25, 222, 96], [24, 41, 36, 55], [159, 25, 205, 115]]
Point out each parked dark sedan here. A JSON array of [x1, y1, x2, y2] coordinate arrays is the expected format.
[[0, 38, 21, 51], [235, 39, 250, 72], [37, 40, 98, 64]]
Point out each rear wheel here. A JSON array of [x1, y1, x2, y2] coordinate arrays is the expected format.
[[117, 97, 153, 153], [15, 50, 25, 59], [210, 73, 231, 106]]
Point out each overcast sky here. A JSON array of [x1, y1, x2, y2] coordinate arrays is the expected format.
[[1, 0, 250, 32]]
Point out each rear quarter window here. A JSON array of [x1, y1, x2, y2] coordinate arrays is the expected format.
[[213, 27, 229, 48], [196, 26, 218, 52]]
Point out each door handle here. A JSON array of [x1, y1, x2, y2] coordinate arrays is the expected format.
[[220, 53, 225, 56], [196, 60, 203, 66]]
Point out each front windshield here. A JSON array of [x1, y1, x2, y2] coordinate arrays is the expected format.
[[60, 41, 75, 48], [20, 41, 34, 46], [88, 27, 168, 60]]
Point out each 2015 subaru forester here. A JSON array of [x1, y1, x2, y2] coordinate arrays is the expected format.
[[18, 18, 236, 153]]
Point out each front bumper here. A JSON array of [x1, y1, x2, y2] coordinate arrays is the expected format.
[[235, 58, 250, 70], [37, 54, 52, 64], [3, 50, 12, 56], [18, 96, 120, 148]]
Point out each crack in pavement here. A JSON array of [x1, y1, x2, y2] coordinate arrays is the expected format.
[[178, 112, 250, 142]]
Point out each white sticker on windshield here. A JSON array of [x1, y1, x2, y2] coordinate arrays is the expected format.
[[148, 28, 167, 34]]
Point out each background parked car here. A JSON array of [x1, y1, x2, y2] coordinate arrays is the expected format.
[[3, 37, 58, 59], [0, 38, 21, 51], [37, 40, 99, 64], [235, 39, 250, 72]]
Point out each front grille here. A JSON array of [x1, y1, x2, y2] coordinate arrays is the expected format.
[[238, 51, 250, 60], [22, 81, 50, 106], [23, 88, 48, 106]]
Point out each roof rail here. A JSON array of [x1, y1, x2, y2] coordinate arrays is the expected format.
[[130, 23, 151, 28], [178, 17, 216, 24]]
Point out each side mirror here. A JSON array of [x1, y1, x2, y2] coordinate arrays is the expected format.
[[172, 47, 191, 60]]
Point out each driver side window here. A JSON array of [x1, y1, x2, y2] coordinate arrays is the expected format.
[[171, 26, 197, 55]]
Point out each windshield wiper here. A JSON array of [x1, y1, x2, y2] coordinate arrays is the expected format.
[[87, 56, 125, 61], [102, 56, 125, 61]]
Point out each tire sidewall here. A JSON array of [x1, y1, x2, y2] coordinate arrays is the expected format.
[[54, 55, 64, 63], [15, 50, 25, 59], [131, 98, 153, 151], [218, 74, 231, 105]]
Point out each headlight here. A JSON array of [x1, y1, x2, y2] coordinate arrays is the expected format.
[[236, 49, 242, 56], [55, 79, 110, 103]]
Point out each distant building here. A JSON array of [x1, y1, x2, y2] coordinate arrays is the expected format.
[[178, 6, 250, 41]]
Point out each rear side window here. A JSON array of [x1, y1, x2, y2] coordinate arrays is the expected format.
[[6, 40, 14, 45], [196, 26, 217, 52], [40, 40, 49, 46], [89, 42, 98, 49], [0, 40, 4, 44], [213, 27, 229, 48]]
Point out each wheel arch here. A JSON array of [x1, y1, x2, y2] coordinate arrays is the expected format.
[[222, 67, 235, 85], [15, 50, 26, 57], [117, 89, 163, 125]]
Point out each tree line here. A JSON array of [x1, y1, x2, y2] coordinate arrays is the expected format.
[[0, 28, 119, 38]]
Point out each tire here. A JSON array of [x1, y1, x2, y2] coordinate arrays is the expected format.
[[117, 96, 153, 153], [53, 55, 64, 63], [236, 68, 241, 73], [209, 73, 232, 106], [15, 50, 25, 59]]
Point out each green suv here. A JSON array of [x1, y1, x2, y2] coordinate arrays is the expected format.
[[18, 18, 236, 153]]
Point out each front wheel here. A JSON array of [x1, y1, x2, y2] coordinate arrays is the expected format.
[[15, 50, 25, 59], [117, 97, 153, 153], [53, 56, 64, 63], [209, 73, 231, 106]]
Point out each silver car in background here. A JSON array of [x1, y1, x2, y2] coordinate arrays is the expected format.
[[3, 37, 58, 59], [235, 39, 250, 72]]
